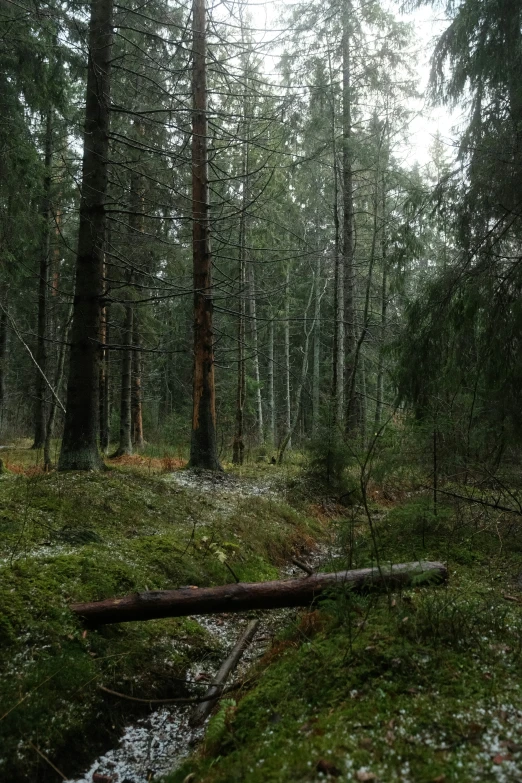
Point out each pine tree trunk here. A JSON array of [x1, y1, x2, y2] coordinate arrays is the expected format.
[[114, 302, 133, 456], [312, 254, 321, 436], [131, 313, 144, 448], [232, 226, 246, 465], [267, 313, 275, 445], [189, 0, 221, 470], [232, 157, 246, 465], [374, 184, 387, 430], [0, 296, 7, 441], [58, 0, 113, 471], [248, 261, 264, 444], [129, 162, 145, 450], [342, 2, 359, 435], [32, 109, 52, 450], [100, 301, 110, 453], [283, 266, 291, 450], [327, 48, 344, 429]]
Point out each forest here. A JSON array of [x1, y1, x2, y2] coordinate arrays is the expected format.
[[2, 0, 522, 781]]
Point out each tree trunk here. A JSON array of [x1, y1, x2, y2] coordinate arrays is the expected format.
[[312, 253, 321, 436], [232, 187, 246, 465], [0, 295, 7, 441], [44, 305, 73, 469], [267, 312, 275, 444], [327, 47, 344, 430], [58, 0, 113, 471], [32, 109, 53, 450], [114, 302, 133, 456], [248, 261, 264, 444], [346, 129, 383, 440], [342, 2, 359, 435], [129, 162, 145, 450], [70, 561, 448, 625], [374, 221, 387, 429], [189, 0, 221, 471], [131, 312, 144, 448], [99, 300, 110, 453], [283, 266, 291, 450], [278, 273, 318, 463]]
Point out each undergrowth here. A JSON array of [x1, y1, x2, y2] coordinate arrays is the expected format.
[[0, 448, 319, 782]]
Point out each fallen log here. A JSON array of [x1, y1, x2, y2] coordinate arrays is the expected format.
[[190, 619, 259, 726], [70, 561, 447, 626]]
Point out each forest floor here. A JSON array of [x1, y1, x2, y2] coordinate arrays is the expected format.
[[2, 443, 522, 782]]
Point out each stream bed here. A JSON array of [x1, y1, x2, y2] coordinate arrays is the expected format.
[[68, 542, 335, 783]]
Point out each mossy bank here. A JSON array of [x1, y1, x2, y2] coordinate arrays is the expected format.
[[0, 450, 320, 782]]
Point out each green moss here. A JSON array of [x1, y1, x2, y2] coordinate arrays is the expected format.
[[0, 462, 317, 781], [164, 485, 522, 783]]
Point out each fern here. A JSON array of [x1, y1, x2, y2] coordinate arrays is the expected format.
[[205, 699, 236, 748]]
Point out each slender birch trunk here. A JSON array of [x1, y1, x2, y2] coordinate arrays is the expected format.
[[278, 274, 321, 463], [44, 305, 73, 470], [33, 108, 53, 450]]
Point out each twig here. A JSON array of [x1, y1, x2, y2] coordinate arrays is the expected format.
[[292, 557, 314, 576], [97, 681, 241, 705], [426, 486, 522, 516], [0, 303, 65, 413], [28, 741, 67, 780], [0, 669, 64, 723]]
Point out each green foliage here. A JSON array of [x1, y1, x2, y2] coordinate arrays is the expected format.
[[205, 699, 237, 751], [307, 426, 358, 493]]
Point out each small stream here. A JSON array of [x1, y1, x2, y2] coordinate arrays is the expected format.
[[68, 543, 335, 783]]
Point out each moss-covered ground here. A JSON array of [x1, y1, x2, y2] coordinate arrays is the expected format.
[[0, 445, 319, 781], [167, 484, 522, 783], [4, 441, 522, 783]]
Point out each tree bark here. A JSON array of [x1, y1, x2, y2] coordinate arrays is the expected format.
[[189, 0, 221, 470], [267, 311, 275, 445], [278, 272, 318, 463], [248, 261, 264, 445], [312, 252, 321, 436], [32, 108, 53, 450], [232, 182, 246, 465], [44, 305, 73, 469], [99, 300, 110, 453], [70, 561, 448, 625], [283, 266, 291, 449], [131, 312, 144, 448], [342, 1, 359, 436], [114, 301, 133, 456], [327, 46, 344, 430], [58, 0, 113, 470], [0, 293, 7, 440]]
